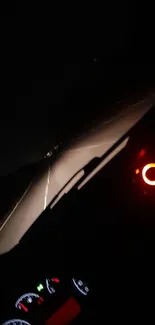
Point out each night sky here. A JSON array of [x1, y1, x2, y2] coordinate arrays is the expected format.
[[0, 3, 155, 177]]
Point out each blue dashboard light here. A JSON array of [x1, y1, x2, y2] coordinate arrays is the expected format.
[[1, 320, 31, 325], [72, 278, 89, 296]]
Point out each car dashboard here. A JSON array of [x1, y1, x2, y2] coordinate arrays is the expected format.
[[0, 272, 92, 325]]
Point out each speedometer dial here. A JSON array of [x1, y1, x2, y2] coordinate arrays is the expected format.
[[72, 278, 89, 296], [46, 277, 60, 294], [1, 320, 31, 325], [15, 293, 44, 312]]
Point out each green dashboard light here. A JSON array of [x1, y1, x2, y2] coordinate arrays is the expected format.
[[37, 283, 44, 292]]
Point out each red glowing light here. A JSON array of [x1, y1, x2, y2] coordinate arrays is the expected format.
[[142, 163, 155, 186], [138, 149, 146, 158], [51, 278, 60, 283], [135, 168, 140, 175], [46, 297, 81, 325]]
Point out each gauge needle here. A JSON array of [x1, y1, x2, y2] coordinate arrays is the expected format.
[[37, 296, 44, 305], [19, 302, 28, 312], [51, 278, 60, 283]]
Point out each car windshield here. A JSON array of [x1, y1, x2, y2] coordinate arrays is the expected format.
[[18, 106, 155, 257]]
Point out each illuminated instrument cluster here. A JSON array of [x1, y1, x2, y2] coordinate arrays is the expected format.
[[1, 277, 89, 325]]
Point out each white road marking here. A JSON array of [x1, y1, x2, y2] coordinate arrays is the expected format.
[[44, 165, 51, 210]]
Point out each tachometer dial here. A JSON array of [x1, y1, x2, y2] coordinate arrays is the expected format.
[[15, 293, 44, 312], [1, 320, 31, 325], [46, 277, 60, 294], [72, 278, 89, 296]]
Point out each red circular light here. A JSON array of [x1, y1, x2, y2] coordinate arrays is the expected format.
[[142, 163, 155, 186]]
